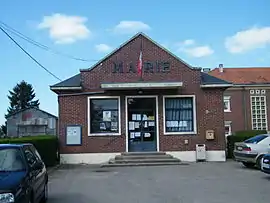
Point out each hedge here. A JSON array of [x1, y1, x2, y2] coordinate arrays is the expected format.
[[233, 130, 267, 137], [227, 130, 267, 158], [0, 135, 59, 167]]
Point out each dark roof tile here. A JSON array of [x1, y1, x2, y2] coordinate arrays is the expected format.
[[201, 72, 232, 85], [51, 74, 81, 87]]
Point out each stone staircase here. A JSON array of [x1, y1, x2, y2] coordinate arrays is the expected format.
[[101, 152, 188, 167]]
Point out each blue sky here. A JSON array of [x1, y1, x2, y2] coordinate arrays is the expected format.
[[1, 0, 270, 125]]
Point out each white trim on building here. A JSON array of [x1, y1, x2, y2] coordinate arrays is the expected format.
[[60, 150, 226, 164], [250, 95, 268, 130], [224, 96, 231, 112], [125, 95, 159, 152], [224, 121, 232, 136], [101, 82, 183, 90], [87, 96, 121, 136], [200, 84, 232, 88], [162, 95, 197, 135]]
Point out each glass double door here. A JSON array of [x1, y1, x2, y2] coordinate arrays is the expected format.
[[127, 97, 157, 152]]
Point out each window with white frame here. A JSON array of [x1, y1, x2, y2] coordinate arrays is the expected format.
[[225, 122, 232, 137], [163, 96, 196, 134], [251, 96, 268, 130], [88, 96, 120, 135], [224, 96, 231, 112]]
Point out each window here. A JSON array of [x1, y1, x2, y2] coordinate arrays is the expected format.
[[0, 148, 26, 172], [251, 96, 268, 130], [244, 134, 268, 144], [163, 96, 196, 134], [225, 122, 232, 137], [30, 145, 42, 161], [24, 148, 37, 166], [88, 96, 120, 135], [224, 96, 231, 112]]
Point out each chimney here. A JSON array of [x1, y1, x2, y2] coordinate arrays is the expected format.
[[202, 68, 211, 73], [219, 64, 223, 73]]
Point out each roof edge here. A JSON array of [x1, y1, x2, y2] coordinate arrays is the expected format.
[[50, 73, 81, 88], [5, 107, 58, 119], [50, 86, 82, 90], [200, 84, 233, 88], [232, 83, 270, 87]]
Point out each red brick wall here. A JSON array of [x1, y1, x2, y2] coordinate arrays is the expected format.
[[80, 35, 201, 90], [159, 89, 226, 151], [58, 94, 126, 154], [224, 88, 270, 133], [58, 34, 226, 154], [224, 89, 246, 132]]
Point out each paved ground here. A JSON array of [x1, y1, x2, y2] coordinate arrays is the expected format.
[[47, 161, 270, 203]]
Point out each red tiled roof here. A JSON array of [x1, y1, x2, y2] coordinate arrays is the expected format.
[[209, 67, 270, 84]]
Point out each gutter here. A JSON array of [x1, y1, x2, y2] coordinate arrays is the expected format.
[[233, 84, 270, 87], [200, 84, 233, 88], [50, 86, 82, 90], [58, 91, 105, 97]]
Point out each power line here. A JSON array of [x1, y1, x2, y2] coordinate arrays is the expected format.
[[0, 25, 62, 81], [0, 21, 99, 62]]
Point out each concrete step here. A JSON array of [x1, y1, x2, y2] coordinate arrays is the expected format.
[[110, 158, 181, 164], [115, 154, 173, 160], [121, 152, 166, 156], [102, 151, 185, 168], [101, 162, 188, 168]]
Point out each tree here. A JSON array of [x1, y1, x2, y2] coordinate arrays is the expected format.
[[5, 81, 40, 118], [0, 121, 7, 136]]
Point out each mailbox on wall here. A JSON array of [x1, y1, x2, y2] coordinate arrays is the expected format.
[[206, 130, 215, 140]]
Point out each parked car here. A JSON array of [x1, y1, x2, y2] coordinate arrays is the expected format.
[[0, 144, 48, 203], [261, 154, 270, 174], [233, 134, 270, 168]]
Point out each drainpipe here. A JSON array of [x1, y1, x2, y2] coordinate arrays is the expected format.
[[242, 87, 247, 130]]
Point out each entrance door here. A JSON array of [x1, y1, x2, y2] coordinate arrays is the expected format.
[[127, 97, 157, 152]]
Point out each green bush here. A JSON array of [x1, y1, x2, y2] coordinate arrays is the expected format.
[[0, 135, 59, 167], [227, 130, 268, 158], [233, 130, 267, 137]]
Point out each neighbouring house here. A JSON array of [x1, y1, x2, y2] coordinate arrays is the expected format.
[[50, 32, 232, 164], [6, 107, 58, 137], [208, 65, 270, 136]]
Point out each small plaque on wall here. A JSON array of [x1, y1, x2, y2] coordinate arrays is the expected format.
[[66, 125, 82, 145]]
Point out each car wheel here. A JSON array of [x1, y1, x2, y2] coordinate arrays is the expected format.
[[242, 162, 255, 168], [256, 155, 264, 169], [40, 183, 48, 203], [28, 191, 33, 203]]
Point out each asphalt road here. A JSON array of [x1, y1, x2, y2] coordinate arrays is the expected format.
[[47, 161, 270, 203]]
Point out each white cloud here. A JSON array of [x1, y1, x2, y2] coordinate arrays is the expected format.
[[182, 46, 214, 57], [182, 39, 195, 46], [177, 40, 214, 57], [38, 13, 91, 44], [225, 26, 270, 53], [113, 21, 151, 34], [95, 44, 113, 53]]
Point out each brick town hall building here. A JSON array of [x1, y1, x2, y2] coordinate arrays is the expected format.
[[50, 33, 232, 164]]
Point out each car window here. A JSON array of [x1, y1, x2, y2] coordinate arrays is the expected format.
[[24, 148, 37, 166], [30, 145, 42, 161], [0, 148, 26, 172], [244, 135, 268, 144]]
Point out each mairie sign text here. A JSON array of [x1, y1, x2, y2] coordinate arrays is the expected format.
[[112, 61, 170, 73]]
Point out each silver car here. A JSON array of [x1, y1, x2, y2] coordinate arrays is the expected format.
[[234, 134, 270, 168]]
